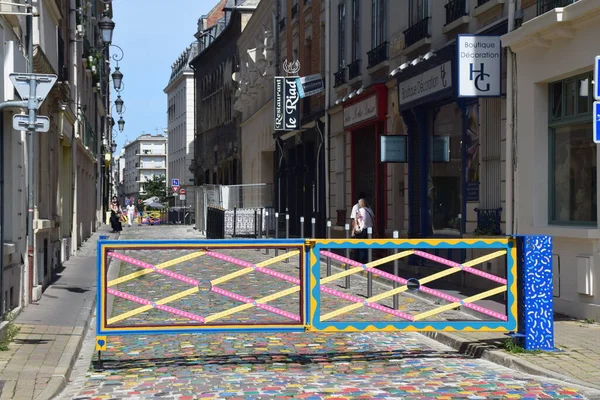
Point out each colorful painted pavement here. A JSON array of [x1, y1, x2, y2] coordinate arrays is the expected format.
[[64, 226, 597, 399]]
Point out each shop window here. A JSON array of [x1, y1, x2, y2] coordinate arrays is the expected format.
[[549, 72, 597, 225]]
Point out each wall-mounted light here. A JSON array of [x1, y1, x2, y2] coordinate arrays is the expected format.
[[114, 95, 124, 114], [112, 67, 123, 91], [117, 116, 125, 132]]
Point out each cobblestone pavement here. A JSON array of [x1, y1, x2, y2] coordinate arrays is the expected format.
[[61, 225, 600, 399]]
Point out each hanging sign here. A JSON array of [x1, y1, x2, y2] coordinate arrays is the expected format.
[[274, 76, 300, 130], [457, 35, 502, 97]]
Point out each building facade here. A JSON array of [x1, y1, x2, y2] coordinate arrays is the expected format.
[[122, 135, 167, 201], [328, 0, 508, 246], [234, 0, 275, 187], [274, 0, 326, 237], [191, 1, 259, 187], [502, 0, 600, 320], [165, 45, 197, 208]]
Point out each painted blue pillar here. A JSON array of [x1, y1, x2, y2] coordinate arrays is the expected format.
[[517, 235, 554, 351]]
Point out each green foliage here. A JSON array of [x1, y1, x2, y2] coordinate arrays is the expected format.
[[473, 226, 498, 236], [584, 318, 596, 324], [503, 338, 541, 354], [0, 312, 21, 351], [141, 175, 167, 203]]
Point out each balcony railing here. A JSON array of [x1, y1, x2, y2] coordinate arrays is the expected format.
[[445, 0, 467, 25], [279, 17, 286, 31], [367, 42, 389, 69], [334, 67, 347, 87], [291, 3, 298, 19], [537, 0, 577, 15], [403, 17, 431, 48], [348, 59, 361, 80]]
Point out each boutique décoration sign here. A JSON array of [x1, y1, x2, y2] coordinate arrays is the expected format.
[[457, 35, 502, 97], [274, 76, 300, 131]]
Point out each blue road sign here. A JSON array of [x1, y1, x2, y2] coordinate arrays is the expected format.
[[595, 56, 600, 101], [171, 178, 179, 187], [594, 102, 600, 143]]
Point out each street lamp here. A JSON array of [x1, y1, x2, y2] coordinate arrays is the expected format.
[[117, 116, 125, 132], [111, 67, 123, 91], [98, 13, 115, 45], [111, 141, 117, 153], [114, 95, 124, 114]]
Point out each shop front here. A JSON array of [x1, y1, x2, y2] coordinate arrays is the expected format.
[[395, 45, 476, 239], [342, 84, 388, 235]]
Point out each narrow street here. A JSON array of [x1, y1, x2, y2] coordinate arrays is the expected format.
[[57, 225, 598, 399]]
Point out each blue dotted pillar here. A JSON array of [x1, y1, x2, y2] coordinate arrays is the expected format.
[[517, 235, 554, 351]]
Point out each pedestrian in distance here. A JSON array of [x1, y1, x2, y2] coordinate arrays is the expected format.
[[109, 196, 123, 233], [126, 202, 136, 227], [354, 198, 375, 264], [350, 192, 367, 238]]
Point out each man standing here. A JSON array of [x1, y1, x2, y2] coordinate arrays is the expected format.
[[350, 192, 366, 237]]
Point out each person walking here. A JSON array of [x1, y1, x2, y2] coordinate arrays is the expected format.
[[109, 196, 123, 233], [126, 203, 136, 227], [354, 198, 374, 264], [350, 192, 367, 237]]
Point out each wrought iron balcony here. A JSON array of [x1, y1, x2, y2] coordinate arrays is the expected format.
[[445, 0, 467, 25], [474, 208, 503, 235], [334, 67, 347, 87], [348, 59, 361, 80], [291, 3, 298, 19], [403, 17, 430, 48], [537, 0, 577, 15], [367, 42, 388, 69], [279, 17, 286, 31]]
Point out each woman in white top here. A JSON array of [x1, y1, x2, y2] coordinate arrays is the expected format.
[[355, 198, 374, 264]]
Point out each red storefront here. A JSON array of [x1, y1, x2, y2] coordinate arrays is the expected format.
[[342, 84, 388, 235]]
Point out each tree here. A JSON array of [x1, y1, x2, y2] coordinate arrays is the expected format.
[[141, 175, 167, 202]]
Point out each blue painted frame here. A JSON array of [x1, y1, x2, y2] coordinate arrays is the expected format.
[[308, 239, 517, 332], [96, 239, 308, 336]]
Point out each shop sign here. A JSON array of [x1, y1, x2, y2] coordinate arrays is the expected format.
[[398, 61, 452, 107], [457, 35, 502, 97], [466, 182, 480, 202], [343, 95, 377, 128], [274, 76, 300, 131], [296, 74, 324, 98], [380, 135, 407, 163], [594, 101, 600, 143]]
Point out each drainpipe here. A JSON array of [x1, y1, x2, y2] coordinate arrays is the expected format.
[[505, 0, 516, 235], [324, 0, 331, 223]]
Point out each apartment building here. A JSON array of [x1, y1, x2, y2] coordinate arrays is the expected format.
[[328, 0, 508, 243], [501, 0, 599, 320], [165, 44, 197, 207], [122, 135, 168, 201]]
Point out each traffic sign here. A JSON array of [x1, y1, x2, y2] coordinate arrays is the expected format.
[[172, 186, 179, 193], [595, 57, 600, 101], [12, 114, 50, 132], [180, 194, 186, 201], [171, 178, 180, 186], [593, 102, 600, 143], [180, 188, 186, 195], [9, 73, 57, 104]]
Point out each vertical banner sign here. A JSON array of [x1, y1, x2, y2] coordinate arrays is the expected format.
[[593, 56, 600, 143], [457, 35, 502, 97], [274, 76, 300, 131]]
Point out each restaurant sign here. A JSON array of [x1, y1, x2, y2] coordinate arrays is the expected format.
[[274, 76, 300, 131]]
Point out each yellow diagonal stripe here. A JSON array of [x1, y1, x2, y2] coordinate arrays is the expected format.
[[419, 267, 462, 285], [320, 303, 363, 321], [412, 285, 507, 321], [413, 302, 461, 321], [204, 303, 254, 322], [462, 285, 507, 303], [156, 287, 199, 305], [462, 250, 507, 267], [255, 285, 300, 304], [365, 250, 414, 269], [211, 250, 300, 286], [320, 266, 363, 285], [108, 305, 153, 325], [366, 285, 409, 303], [108, 251, 206, 287]]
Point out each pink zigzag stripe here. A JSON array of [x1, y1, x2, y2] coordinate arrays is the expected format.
[[107, 252, 200, 286], [320, 250, 507, 321], [107, 288, 206, 323]]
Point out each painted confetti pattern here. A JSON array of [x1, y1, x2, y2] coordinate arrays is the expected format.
[[68, 226, 594, 399]]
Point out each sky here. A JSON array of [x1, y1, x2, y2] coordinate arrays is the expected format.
[[111, 0, 216, 152]]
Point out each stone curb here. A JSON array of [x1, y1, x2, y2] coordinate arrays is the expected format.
[[36, 231, 118, 400], [422, 331, 600, 396]]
